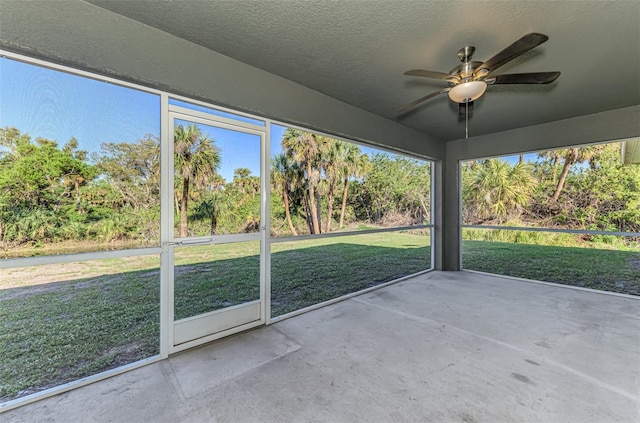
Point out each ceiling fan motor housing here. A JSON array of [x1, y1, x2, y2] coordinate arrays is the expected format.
[[449, 61, 483, 81], [449, 49, 487, 103]]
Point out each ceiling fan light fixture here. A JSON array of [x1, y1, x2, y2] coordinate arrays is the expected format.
[[448, 80, 487, 103], [400, 33, 558, 113]]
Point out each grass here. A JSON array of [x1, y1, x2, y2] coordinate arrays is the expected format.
[[0, 260, 161, 401], [462, 227, 640, 251], [271, 231, 431, 316], [174, 242, 261, 319], [271, 232, 431, 316], [2, 232, 639, 403], [463, 240, 640, 296], [0, 232, 430, 402]]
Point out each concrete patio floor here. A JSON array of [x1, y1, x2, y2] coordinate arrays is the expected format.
[[3, 271, 640, 422]]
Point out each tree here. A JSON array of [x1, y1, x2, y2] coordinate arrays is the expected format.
[[333, 142, 364, 230], [226, 168, 260, 233], [355, 153, 428, 225], [0, 129, 95, 210], [549, 145, 605, 201], [0, 126, 31, 157], [233, 167, 252, 194], [271, 153, 300, 236], [546, 144, 640, 231], [196, 190, 229, 235], [321, 140, 341, 232], [0, 128, 97, 246], [174, 124, 221, 237], [59, 138, 93, 213], [403, 158, 431, 223], [281, 129, 328, 234], [463, 159, 535, 222], [537, 149, 562, 185], [95, 135, 160, 211]]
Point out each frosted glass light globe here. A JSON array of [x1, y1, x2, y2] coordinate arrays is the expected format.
[[448, 81, 487, 103]]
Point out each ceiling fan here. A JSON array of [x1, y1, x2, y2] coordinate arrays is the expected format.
[[399, 33, 560, 114]]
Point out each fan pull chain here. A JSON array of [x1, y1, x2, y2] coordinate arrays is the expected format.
[[465, 101, 469, 139]]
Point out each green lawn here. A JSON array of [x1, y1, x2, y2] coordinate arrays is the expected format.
[[271, 231, 431, 316], [174, 242, 261, 319], [0, 261, 161, 401], [0, 231, 430, 402], [463, 240, 640, 296], [2, 234, 639, 403]]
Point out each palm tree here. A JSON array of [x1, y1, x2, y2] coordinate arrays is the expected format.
[[339, 148, 373, 229], [206, 174, 228, 234], [174, 124, 221, 237], [550, 145, 605, 201], [281, 129, 327, 234], [337, 143, 364, 229], [271, 153, 299, 236], [233, 167, 252, 194], [321, 140, 342, 232], [464, 159, 535, 222], [196, 190, 230, 235], [538, 149, 563, 185]]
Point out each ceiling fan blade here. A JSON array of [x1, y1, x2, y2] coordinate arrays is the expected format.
[[398, 88, 450, 114], [476, 33, 549, 75], [404, 69, 459, 82], [485, 71, 561, 85]]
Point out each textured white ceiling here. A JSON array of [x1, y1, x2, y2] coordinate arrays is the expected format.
[[86, 0, 640, 141]]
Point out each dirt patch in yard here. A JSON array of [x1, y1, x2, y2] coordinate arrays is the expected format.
[[0, 256, 158, 290]]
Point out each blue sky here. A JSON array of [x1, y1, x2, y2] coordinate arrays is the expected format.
[[1, 56, 420, 182], [502, 153, 538, 165], [175, 118, 262, 181], [0, 57, 160, 150]]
